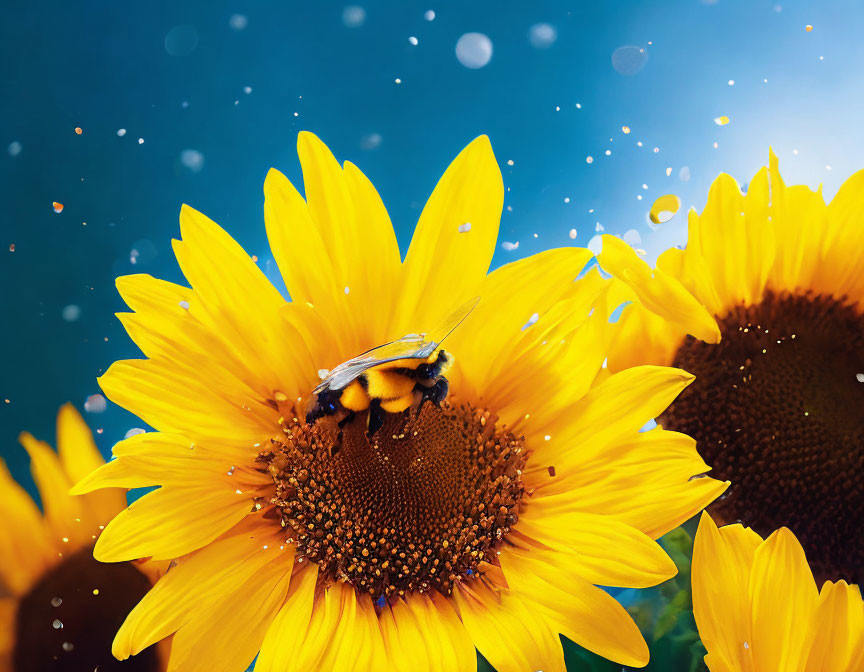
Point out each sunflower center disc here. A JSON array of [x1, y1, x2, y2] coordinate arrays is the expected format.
[[13, 547, 158, 672], [260, 400, 526, 599], [663, 291, 864, 584]]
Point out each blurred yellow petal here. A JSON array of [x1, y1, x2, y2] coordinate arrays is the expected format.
[[806, 581, 864, 672]]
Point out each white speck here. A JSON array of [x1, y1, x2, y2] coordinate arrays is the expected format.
[[130, 249, 139, 264], [84, 394, 107, 414], [564, 197, 570, 203], [533, 233, 538, 238], [642, 183, 648, 189], [360, 132, 382, 150], [228, 13, 248, 31], [528, 23, 557, 49], [344, 286, 350, 294], [555, 105, 560, 112], [318, 368, 330, 380], [408, 36, 418, 46], [51, 597, 62, 607], [623, 229, 642, 246], [116, 128, 126, 137], [234, 489, 243, 495], [819, 55, 824, 61], [637, 141, 643, 147], [595, 222, 604, 231], [522, 312, 540, 330], [394, 78, 402, 84], [826, 165, 832, 171], [62, 642, 74, 652], [856, 373, 864, 383], [679, 166, 691, 181], [179, 300, 190, 310], [455, 32, 493, 69], [293, 111, 300, 116], [138, 138, 144, 145], [637, 195, 643, 200], [575, 102, 582, 109], [124, 428, 146, 439], [743, 642, 750, 650], [53, 620, 63, 629], [713, 142, 719, 149], [424, 9, 435, 21], [793, 149, 799, 155], [588, 234, 603, 255], [506, 159, 514, 166], [569, 229, 577, 240], [342, 5, 366, 28], [666, 167, 672, 176], [180, 149, 205, 173], [501, 241, 519, 251], [653, 146, 659, 153], [458, 222, 471, 233], [544, 434, 551, 441], [728, 79, 735, 85], [7, 141, 22, 157], [62, 304, 81, 322], [605, 150, 611, 156], [763, 78, 768, 83], [243, 85, 252, 94], [586, 156, 594, 164]]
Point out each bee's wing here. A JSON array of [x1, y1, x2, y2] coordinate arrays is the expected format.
[[313, 297, 480, 393], [314, 334, 428, 393], [421, 296, 481, 349]]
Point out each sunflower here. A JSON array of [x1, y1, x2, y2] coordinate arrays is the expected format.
[[72, 132, 726, 672], [0, 404, 167, 672], [692, 511, 864, 671], [598, 151, 864, 586]]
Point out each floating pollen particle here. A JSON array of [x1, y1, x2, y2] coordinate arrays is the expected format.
[[714, 115, 730, 126], [52, 202, 64, 213], [74, 127, 83, 135]]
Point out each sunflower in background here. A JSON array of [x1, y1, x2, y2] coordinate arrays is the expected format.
[[692, 511, 864, 671], [598, 151, 864, 587], [72, 132, 726, 671], [0, 404, 167, 672]]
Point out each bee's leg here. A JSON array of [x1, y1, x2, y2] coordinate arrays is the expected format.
[[367, 399, 385, 437], [416, 378, 449, 409]]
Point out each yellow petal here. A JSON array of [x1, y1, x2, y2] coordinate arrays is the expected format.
[[529, 428, 728, 539], [19, 431, 89, 547], [99, 359, 274, 442], [692, 512, 760, 672], [598, 234, 720, 343], [410, 592, 476, 672], [172, 204, 297, 390], [255, 563, 318, 672], [499, 548, 650, 667], [113, 521, 288, 659], [545, 365, 695, 472], [749, 527, 819, 671], [805, 581, 864, 672], [514, 511, 677, 588], [820, 168, 864, 306], [57, 404, 127, 521], [166, 555, 292, 672], [453, 582, 565, 672], [394, 136, 503, 333], [0, 458, 52, 595], [94, 485, 251, 562], [380, 599, 432, 672]]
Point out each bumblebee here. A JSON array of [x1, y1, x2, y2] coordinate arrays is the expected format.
[[306, 297, 478, 435]]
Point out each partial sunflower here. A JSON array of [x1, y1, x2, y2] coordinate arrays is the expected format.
[[0, 404, 167, 672], [72, 132, 726, 672], [692, 512, 864, 671], [598, 152, 864, 586]]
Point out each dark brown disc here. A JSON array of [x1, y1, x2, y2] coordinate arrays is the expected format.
[[662, 291, 864, 585]]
